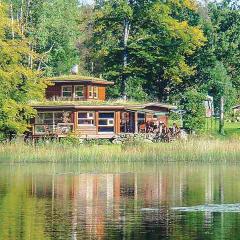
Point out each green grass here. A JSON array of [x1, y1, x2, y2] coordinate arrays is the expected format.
[[169, 118, 240, 139], [0, 138, 239, 163], [204, 120, 240, 139]]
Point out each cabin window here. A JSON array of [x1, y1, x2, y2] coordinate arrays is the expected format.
[[36, 112, 53, 125], [78, 112, 95, 125], [98, 112, 114, 133], [74, 85, 84, 98], [35, 112, 72, 134], [89, 86, 98, 99], [62, 86, 72, 97], [138, 113, 145, 125], [93, 86, 98, 98]]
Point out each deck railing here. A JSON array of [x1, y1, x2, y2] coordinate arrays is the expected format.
[[34, 123, 74, 135]]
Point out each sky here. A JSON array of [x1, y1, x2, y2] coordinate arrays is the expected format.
[[79, 0, 94, 4], [79, 0, 222, 5]]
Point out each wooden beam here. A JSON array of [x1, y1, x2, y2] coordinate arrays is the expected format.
[[73, 111, 78, 133], [115, 111, 121, 134], [134, 112, 138, 133], [96, 111, 99, 134]]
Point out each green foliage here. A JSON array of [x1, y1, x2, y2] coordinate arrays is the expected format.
[[188, 0, 240, 112], [4, 0, 81, 76], [208, 61, 236, 113], [0, 3, 46, 137], [89, 0, 206, 100], [181, 89, 206, 132]]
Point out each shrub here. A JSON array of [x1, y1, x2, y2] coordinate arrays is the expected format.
[[181, 89, 206, 133]]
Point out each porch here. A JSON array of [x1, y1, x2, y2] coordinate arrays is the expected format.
[[30, 103, 176, 139]]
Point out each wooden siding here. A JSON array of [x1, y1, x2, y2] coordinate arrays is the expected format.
[[76, 126, 97, 136], [98, 87, 106, 101], [45, 82, 107, 101], [46, 84, 62, 99], [115, 111, 121, 134]]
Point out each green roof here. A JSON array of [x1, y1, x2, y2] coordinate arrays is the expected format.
[[46, 75, 114, 85], [30, 99, 177, 110], [31, 99, 143, 107]]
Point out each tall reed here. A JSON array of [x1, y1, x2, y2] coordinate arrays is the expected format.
[[0, 139, 239, 163]]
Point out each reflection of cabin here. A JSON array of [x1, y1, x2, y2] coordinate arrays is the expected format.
[[31, 75, 176, 139]]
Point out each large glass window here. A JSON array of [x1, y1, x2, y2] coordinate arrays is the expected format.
[[36, 112, 53, 125], [78, 112, 95, 125], [74, 85, 84, 98], [98, 112, 114, 133], [35, 112, 72, 135], [62, 86, 72, 97]]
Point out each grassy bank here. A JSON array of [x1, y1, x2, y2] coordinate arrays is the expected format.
[[0, 138, 239, 163]]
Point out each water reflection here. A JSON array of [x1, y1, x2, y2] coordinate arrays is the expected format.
[[0, 163, 240, 239]]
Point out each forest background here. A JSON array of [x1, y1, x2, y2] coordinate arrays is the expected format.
[[0, 0, 239, 135]]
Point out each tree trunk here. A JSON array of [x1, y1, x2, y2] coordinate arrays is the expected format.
[[219, 96, 225, 135], [10, 2, 15, 39], [122, 18, 130, 100]]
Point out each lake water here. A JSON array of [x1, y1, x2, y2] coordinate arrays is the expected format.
[[1, 162, 240, 240]]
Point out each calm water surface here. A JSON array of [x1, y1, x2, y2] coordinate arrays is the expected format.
[[1, 162, 240, 240]]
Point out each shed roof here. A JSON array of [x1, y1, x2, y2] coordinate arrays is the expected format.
[[46, 75, 114, 85], [233, 105, 240, 109]]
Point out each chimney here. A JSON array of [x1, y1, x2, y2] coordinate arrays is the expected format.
[[71, 64, 79, 75]]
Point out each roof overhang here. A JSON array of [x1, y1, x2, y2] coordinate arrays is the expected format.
[[52, 80, 114, 85], [32, 105, 125, 111], [126, 102, 177, 112], [31, 102, 177, 112], [46, 75, 114, 85]]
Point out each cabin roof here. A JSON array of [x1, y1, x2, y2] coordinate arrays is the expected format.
[[46, 75, 114, 85], [31, 100, 177, 112], [127, 102, 177, 110], [233, 104, 240, 109]]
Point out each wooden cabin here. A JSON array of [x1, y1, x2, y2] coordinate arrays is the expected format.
[[31, 75, 176, 139]]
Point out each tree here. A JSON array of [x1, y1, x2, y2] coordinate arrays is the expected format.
[[187, 0, 240, 106], [0, 2, 46, 138], [89, 0, 206, 100], [3, 0, 82, 76], [209, 61, 235, 135], [181, 89, 206, 133]]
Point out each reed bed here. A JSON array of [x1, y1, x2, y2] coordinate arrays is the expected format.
[[0, 139, 239, 163]]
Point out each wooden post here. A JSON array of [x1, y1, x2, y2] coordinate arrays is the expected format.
[[115, 111, 121, 134], [96, 111, 99, 135], [86, 85, 89, 100], [219, 96, 225, 135], [134, 112, 138, 133], [73, 111, 78, 134]]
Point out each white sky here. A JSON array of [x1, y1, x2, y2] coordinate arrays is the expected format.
[[80, 0, 222, 5], [79, 0, 94, 4]]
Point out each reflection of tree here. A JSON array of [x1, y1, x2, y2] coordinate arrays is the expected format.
[[0, 173, 48, 240], [2, 164, 240, 239]]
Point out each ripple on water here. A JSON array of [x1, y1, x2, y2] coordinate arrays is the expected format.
[[172, 204, 240, 212]]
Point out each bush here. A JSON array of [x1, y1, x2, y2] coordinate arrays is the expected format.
[[181, 89, 206, 133]]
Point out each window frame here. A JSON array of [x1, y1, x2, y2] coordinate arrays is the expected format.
[[93, 86, 98, 99], [78, 111, 95, 126], [88, 86, 98, 99], [98, 111, 115, 134], [35, 111, 72, 135], [74, 85, 85, 98], [61, 85, 73, 98]]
